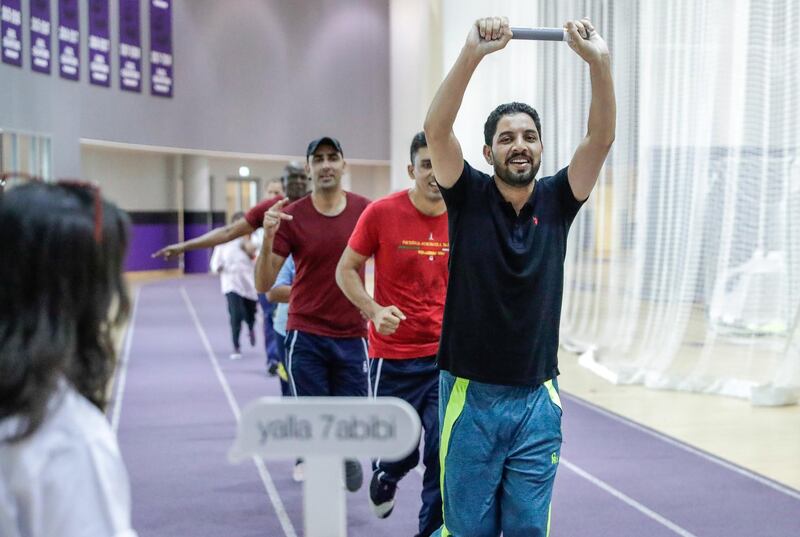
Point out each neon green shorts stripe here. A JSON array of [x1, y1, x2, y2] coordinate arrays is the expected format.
[[544, 379, 561, 410], [277, 363, 289, 382], [439, 376, 469, 537]]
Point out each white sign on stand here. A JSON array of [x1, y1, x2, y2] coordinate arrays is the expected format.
[[229, 396, 422, 537]]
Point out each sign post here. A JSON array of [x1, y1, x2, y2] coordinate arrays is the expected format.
[[229, 396, 422, 537]]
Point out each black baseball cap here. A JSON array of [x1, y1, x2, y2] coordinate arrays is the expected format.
[[306, 136, 343, 159]]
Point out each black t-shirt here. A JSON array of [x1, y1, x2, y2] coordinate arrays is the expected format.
[[437, 160, 585, 386]]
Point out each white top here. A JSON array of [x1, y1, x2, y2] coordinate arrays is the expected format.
[[209, 238, 258, 301], [0, 382, 137, 537]]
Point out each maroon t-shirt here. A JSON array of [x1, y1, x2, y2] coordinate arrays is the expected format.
[[272, 192, 371, 338], [244, 196, 284, 229]]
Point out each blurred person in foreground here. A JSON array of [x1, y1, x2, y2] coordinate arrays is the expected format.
[[0, 180, 138, 537]]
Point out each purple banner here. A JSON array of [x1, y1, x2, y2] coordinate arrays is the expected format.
[[149, 0, 172, 97], [29, 0, 51, 73], [1, 0, 22, 67], [88, 0, 110, 86], [58, 0, 79, 80], [119, 0, 141, 92]]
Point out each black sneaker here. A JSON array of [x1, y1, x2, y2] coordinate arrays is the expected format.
[[369, 471, 397, 518], [344, 459, 363, 492]]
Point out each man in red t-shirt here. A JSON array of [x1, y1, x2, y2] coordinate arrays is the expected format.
[[335, 132, 447, 537], [255, 136, 371, 493]]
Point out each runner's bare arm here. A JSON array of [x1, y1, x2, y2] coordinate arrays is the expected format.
[[336, 247, 406, 336], [152, 218, 254, 259]]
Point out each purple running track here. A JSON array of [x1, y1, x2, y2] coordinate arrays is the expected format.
[[112, 276, 800, 537]]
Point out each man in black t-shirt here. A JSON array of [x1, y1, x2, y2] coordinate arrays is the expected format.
[[423, 16, 616, 537]]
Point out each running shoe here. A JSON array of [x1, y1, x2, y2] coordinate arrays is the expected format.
[[344, 459, 363, 492], [369, 471, 397, 518], [293, 460, 305, 482]]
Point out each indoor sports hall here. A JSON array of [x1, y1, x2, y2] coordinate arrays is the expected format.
[[2, 1, 798, 537]]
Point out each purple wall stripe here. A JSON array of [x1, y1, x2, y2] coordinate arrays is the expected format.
[[126, 223, 179, 272], [182, 222, 218, 274]]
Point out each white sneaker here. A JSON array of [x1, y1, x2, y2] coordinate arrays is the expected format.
[[229, 352, 242, 360], [293, 461, 305, 482]]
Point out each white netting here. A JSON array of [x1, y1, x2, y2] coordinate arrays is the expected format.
[[442, 0, 800, 405]]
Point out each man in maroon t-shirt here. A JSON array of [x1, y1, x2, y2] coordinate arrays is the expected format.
[[255, 136, 371, 493], [335, 132, 447, 537]]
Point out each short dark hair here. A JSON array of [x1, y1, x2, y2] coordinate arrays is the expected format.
[[483, 102, 542, 146], [282, 162, 306, 179], [409, 131, 428, 164], [0, 183, 130, 442]]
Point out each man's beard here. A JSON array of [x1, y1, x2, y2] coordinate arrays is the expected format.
[[494, 155, 539, 187]]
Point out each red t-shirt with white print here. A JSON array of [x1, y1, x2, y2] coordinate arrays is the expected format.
[[348, 190, 449, 358]]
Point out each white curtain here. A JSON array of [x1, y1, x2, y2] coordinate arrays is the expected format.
[[390, 0, 445, 192], [440, 0, 800, 405]]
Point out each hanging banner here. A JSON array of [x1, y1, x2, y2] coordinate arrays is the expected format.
[[149, 0, 172, 97], [58, 0, 80, 80], [88, 0, 110, 86], [30, 0, 51, 73], [119, 0, 141, 92], [1, 0, 22, 66]]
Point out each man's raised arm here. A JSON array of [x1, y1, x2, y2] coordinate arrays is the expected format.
[[424, 17, 512, 188], [255, 199, 292, 292], [565, 18, 616, 201], [152, 218, 254, 260]]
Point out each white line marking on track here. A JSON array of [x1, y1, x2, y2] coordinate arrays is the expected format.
[[561, 458, 699, 537], [181, 287, 298, 537], [564, 393, 800, 501], [111, 287, 141, 433]]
